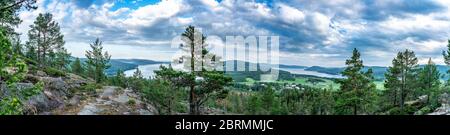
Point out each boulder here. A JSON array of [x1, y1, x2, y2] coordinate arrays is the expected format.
[[26, 92, 64, 113], [36, 71, 47, 77], [0, 83, 35, 98], [428, 93, 450, 115], [68, 95, 81, 106]]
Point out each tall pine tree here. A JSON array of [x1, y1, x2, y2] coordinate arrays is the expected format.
[[85, 38, 111, 83], [442, 40, 450, 85], [174, 26, 231, 115], [417, 58, 441, 106], [70, 58, 84, 75], [384, 49, 418, 112], [26, 13, 65, 67], [335, 48, 376, 115]]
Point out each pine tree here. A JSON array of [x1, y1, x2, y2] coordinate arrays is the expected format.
[[11, 38, 23, 56], [133, 68, 143, 79], [85, 38, 111, 83], [112, 69, 127, 88], [0, 0, 36, 36], [442, 40, 450, 84], [130, 68, 144, 91], [175, 26, 231, 115], [71, 58, 83, 75], [384, 49, 418, 112], [260, 86, 275, 114], [417, 58, 441, 106], [26, 13, 65, 67], [335, 48, 376, 115], [55, 47, 71, 71], [25, 42, 37, 61]]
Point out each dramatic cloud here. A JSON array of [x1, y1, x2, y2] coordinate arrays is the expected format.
[[15, 0, 450, 66]]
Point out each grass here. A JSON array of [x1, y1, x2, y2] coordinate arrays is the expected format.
[[240, 76, 386, 91], [240, 77, 340, 90]]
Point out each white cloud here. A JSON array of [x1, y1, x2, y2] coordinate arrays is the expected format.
[[277, 4, 305, 24]]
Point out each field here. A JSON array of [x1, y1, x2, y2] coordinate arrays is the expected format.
[[239, 76, 386, 91]]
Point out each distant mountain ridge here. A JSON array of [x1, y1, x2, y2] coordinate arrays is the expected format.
[[76, 58, 169, 75], [103, 59, 450, 81], [304, 65, 450, 80], [223, 60, 450, 81]]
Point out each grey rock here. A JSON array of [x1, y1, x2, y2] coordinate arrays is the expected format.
[[428, 93, 450, 115], [36, 71, 47, 77], [78, 103, 102, 115], [26, 92, 64, 113], [68, 95, 81, 106]]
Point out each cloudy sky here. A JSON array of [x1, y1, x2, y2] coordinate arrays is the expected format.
[[15, 0, 450, 67]]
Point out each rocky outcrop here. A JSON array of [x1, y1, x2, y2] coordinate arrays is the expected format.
[[20, 73, 89, 114], [3, 71, 154, 115], [428, 93, 450, 115], [77, 86, 156, 115]]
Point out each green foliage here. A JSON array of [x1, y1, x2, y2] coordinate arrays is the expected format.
[[246, 93, 262, 114], [175, 25, 232, 115], [0, 82, 44, 115], [417, 58, 442, 109], [383, 49, 419, 112], [110, 69, 127, 88], [54, 47, 72, 71], [44, 67, 66, 77], [20, 81, 43, 99], [0, 97, 22, 115], [26, 13, 65, 67], [129, 68, 145, 91], [142, 79, 183, 115], [85, 38, 111, 83], [0, 0, 37, 36], [335, 48, 377, 115], [1, 28, 27, 84], [71, 58, 84, 75], [127, 99, 136, 105], [79, 83, 102, 95], [443, 40, 450, 84]]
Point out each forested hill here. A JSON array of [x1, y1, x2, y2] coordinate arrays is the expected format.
[[220, 60, 450, 81], [305, 65, 450, 80], [76, 58, 169, 75]]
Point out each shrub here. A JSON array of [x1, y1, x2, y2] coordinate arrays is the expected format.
[[127, 99, 136, 105], [44, 67, 66, 77], [0, 97, 23, 115], [20, 81, 44, 100], [79, 83, 102, 95]]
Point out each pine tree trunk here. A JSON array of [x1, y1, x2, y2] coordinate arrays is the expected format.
[[189, 85, 197, 115]]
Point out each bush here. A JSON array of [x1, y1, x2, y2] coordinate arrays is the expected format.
[[44, 67, 66, 77], [20, 81, 44, 100], [127, 99, 136, 105], [79, 83, 102, 95], [22, 56, 38, 66], [388, 106, 419, 115], [0, 97, 23, 115]]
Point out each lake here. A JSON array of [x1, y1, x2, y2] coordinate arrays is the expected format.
[[125, 64, 168, 78], [125, 64, 344, 79], [279, 68, 344, 78]]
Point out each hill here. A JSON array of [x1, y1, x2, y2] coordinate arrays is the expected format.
[[76, 58, 168, 75]]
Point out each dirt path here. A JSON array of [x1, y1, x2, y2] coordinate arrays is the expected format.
[[74, 86, 155, 115]]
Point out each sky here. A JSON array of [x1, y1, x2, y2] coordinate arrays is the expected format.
[[15, 0, 450, 67]]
